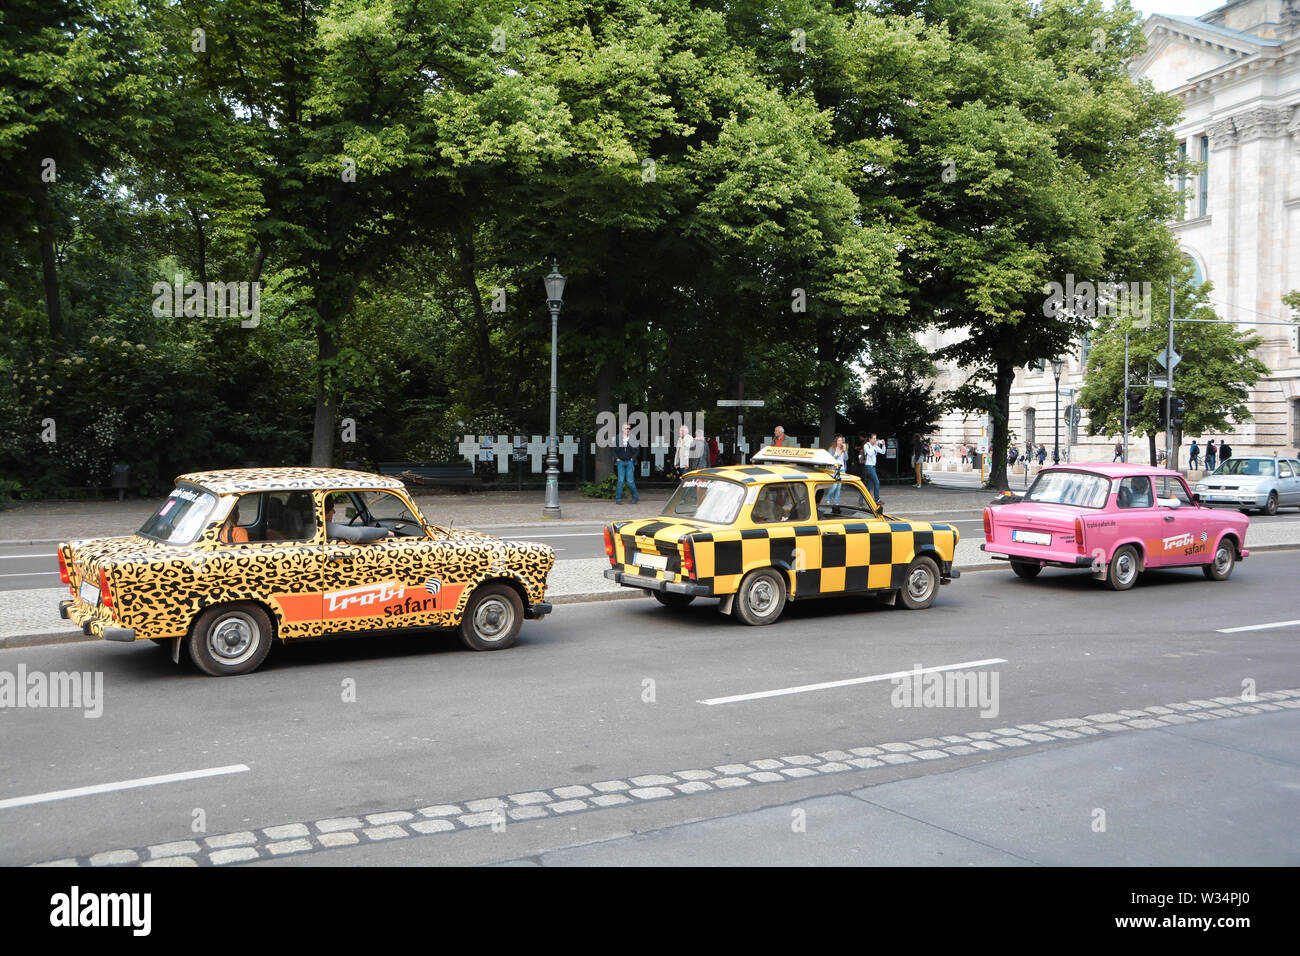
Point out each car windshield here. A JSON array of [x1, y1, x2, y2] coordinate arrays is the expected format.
[[137, 484, 218, 544], [1214, 459, 1274, 477], [1022, 470, 1111, 509], [661, 477, 747, 524]]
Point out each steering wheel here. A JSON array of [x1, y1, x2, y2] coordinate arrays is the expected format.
[[347, 512, 364, 526]]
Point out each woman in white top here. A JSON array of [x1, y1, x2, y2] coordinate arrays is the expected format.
[[674, 425, 692, 474], [826, 434, 848, 504]]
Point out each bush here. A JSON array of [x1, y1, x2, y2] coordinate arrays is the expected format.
[[582, 474, 618, 498]]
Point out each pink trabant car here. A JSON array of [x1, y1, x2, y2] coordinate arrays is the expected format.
[[981, 463, 1249, 590]]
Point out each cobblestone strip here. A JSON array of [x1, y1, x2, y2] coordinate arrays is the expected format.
[[37, 688, 1300, 867]]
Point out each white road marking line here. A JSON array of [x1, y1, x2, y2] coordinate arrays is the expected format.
[[504, 532, 600, 539], [1217, 619, 1300, 633], [0, 764, 250, 810], [699, 658, 1009, 706], [0, 571, 59, 578], [0, 555, 56, 560]]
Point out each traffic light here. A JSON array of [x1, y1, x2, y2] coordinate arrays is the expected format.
[[1172, 397, 1186, 427], [1125, 391, 1142, 418]]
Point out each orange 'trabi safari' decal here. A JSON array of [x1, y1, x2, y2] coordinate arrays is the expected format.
[[271, 580, 468, 624]]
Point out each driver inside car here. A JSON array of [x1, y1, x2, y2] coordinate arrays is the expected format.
[[325, 496, 393, 543]]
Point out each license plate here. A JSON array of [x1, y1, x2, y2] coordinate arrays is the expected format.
[[79, 580, 100, 606], [634, 552, 667, 570], [1011, 529, 1052, 546]]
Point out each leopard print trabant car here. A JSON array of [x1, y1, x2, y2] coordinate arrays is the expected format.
[[57, 467, 555, 676]]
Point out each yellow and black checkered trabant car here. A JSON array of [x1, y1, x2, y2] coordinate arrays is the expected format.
[[56, 467, 554, 676], [603, 446, 960, 624]]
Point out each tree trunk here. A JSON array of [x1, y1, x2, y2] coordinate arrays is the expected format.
[[454, 226, 494, 402], [1148, 433, 1157, 467], [310, 312, 338, 467], [594, 361, 615, 482], [33, 182, 63, 345], [190, 207, 208, 287], [990, 360, 1014, 490], [817, 314, 836, 448]]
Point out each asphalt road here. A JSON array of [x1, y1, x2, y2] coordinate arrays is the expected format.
[[2, 550, 1298, 866]]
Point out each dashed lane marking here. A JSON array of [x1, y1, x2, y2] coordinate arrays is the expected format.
[[35, 690, 1300, 867], [0, 765, 250, 811], [698, 659, 1008, 706], [1217, 619, 1300, 633]]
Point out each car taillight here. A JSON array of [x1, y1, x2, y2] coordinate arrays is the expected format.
[[1075, 517, 1085, 556], [99, 566, 114, 609], [603, 526, 616, 565], [983, 508, 992, 539], [57, 549, 70, 586], [682, 538, 696, 580]]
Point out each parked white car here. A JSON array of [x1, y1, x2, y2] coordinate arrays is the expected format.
[[1194, 457, 1300, 516]]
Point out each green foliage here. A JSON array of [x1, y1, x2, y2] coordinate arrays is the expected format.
[[582, 474, 619, 499]]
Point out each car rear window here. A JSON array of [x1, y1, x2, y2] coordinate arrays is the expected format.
[[1022, 470, 1111, 509], [137, 484, 218, 544]]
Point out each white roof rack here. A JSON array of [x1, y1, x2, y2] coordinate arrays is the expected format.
[[751, 445, 842, 469]]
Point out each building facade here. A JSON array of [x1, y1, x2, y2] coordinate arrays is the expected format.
[[923, 0, 1300, 462]]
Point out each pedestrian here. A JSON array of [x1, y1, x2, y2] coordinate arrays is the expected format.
[[708, 434, 720, 467], [614, 422, 640, 505], [1219, 439, 1233, 463], [673, 424, 692, 477], [1205, 439, 1217, 472], [689, 429, 708, 472], [933, 441, 943, 463], [959, 442, 967, 465], [861, 433, 884, 503], [1112, 437, 1123, 462], [1188, 440, 1200, 470], [773, 425, 787, 447], [1036, 443, 1047, 466], [827, 434, 848, 504], [1008, 444, 1018, 466], [912, 433, 925, 487]]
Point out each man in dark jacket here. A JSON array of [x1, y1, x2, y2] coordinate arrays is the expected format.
[[614, 423, 640, 505], [1219, 440, 1233, 463]]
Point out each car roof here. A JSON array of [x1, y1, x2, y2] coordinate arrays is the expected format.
[[686, 463, 847, 485], [1039, 463, 1183, 479], [177, 467, 405, 494]]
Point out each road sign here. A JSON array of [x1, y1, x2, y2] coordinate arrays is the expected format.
[[1156, 348, 1180, 371], [1152, 378, 1168, 389], [716, 400, 765, 407], [1058, 387, 1074, 396]]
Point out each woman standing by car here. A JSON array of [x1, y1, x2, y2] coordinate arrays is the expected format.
[[827, 434, 848, 504]]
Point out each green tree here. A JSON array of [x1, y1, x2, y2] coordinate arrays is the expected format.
[[1078, 272, 1267, 468]]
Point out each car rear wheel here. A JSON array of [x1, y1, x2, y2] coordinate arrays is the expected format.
[[1263, 492, 1278, 517], [898, 556, 940, 609], [734, 568, 786, 626], [1202, 540, 1235, 581], [652, 591, 695, 609], [189, 604, 273, 676], [459, 583, 523, 651], [1106, 545, 1140, 591], [1010, 560, 1042, 579]]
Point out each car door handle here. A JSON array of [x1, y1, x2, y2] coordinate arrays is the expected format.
[[327, 554, 354, 562], [1164, 515, 1175, 522]]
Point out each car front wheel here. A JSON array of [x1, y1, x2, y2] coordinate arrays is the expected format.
[[1203, 540, 1236, 581], [898, 556, 940, 609], [734, 568, 787, 625], [1263, 492, 1278, 517], [189, 604, 273, 676], [460, 583, 523, 651], [1106, 545, 1140, 591]]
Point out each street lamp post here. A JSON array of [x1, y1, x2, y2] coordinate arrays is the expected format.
[[543, 260, 565, 519], [1051, 357, 1064, 465]]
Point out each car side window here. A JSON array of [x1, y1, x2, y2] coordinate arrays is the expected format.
[[814, 483, 873, 519], [1279, 461, 1293, 479], [1117, 476, 1153, 509], [1155, 476, 1193, 506], [752, 483, 810, 523]]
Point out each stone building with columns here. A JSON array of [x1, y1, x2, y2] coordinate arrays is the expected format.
[[922, 0, 1300, 464]]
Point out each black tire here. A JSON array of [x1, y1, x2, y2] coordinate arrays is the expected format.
[[1106, 545, 1140, 591], [898, 555, 940, 609], [1263, 492, 1278, 517], [459, 583, 523, 651], [1202, 539, 1236, 581], [1010, 560, 1042, 579], [734, 568, 787, 626], [652, 591, 695, 608], [188, 603, 273, 676]]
